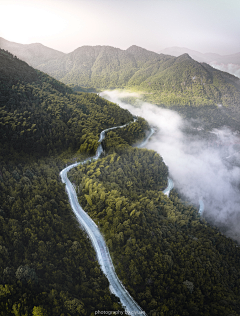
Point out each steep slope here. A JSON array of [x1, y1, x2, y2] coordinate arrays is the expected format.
[[2, 38, 240, 107], [138, 53, 240, 107], [38, 45, 139, 89], [159, 46, 221, 63], [159, 47, 240, 79], [34, 44, 240, 107], [0, 37, 65, 67], [159, 46, 240, 65], [2, 48, 240, 316], [69, 141, 240, 315], [0, 49, 150, 315], [0, 49, 135, 159]]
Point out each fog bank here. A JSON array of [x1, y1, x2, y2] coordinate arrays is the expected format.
[[101, 90, 240, 243], [210, 62, 240, 79]]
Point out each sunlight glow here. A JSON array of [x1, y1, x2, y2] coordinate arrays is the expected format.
[[0, 3, 67, 44], [0, 0, 239, 54]]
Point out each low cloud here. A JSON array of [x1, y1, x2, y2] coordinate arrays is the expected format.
[[209, 62, 240, 78], [101, 90, 240, 243]]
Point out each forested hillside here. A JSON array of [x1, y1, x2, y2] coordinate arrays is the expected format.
[[1, 48, 240, 316], [0, 158, 124, 315], [0, 49, 143, 315], [0, 49, 134, 160], [3, 38, 240, 111], [70, 140, 240, 315], [3, 38, 240, 131], [28, 44, 240, 108]]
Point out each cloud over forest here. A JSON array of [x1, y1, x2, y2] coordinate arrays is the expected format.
[[101, 90, 240, 243], [210, 62, 240, 79]]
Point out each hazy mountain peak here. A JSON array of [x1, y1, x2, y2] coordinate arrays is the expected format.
[[126, 45, 160, 67], [29, 42, 44, 46], [180, 52, 191, 58], [127, 45, 149, 52], [0, 37, 65, 67], [126, 45, 158, 55], [72, 45, 123, 55], [175, 53, 193, 62]]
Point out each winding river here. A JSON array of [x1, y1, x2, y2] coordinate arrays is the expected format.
[[60, 120, 148, 315], [60, 117, 204, 314], [163, 177, 174, 197]]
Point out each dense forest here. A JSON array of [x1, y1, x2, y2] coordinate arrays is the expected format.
[[70, 142, 240, 315], [1, 48, 240, 316], [0, 49, 134, 160], [0, 49, 139, 315], [2, 39, 240, 108], [0, 158, 124, 315], [31, 45, 240, 109]]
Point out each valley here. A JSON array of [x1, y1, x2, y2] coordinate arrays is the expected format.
[[2, 37, 240, 111], [1, 47, 240, 316], [101, 89, 240, 243]]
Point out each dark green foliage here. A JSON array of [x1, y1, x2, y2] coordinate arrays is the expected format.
[[68, 84, 99, 93], [70, 148, 240, 316], [2, 47, 240, 316], [32, 45, 240, 108], [101, 117, 150, 154], [0, 159, 123, 315], [0, 49, 133, 159], [0, 49, 140, 315]]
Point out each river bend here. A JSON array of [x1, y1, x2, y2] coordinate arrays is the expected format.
[[60, 118, 205, 314], [60, 120, 147, 315]]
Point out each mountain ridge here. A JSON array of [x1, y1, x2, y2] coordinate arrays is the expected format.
[[0, 37, 65, 68], [1, 38, 240, 109], [159, 46, 240, 63], [1, 47, 240, 316], [35, 45, 240, 108]]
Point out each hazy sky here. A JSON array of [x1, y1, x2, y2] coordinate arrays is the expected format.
[[1, 0, 240, 54]]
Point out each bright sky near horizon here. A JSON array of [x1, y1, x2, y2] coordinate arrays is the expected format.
[[0, 0, 240, 55]]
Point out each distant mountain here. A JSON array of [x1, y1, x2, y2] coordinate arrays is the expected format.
[[2, 49, 240, 316], [36, 44, 169, 89], [159, 46, 240, 64], [0, 37, 65, 68], [34, 44, 240, 108], [159, 46, 240, 78], [2, 38, 240, 108], [217, 52, 240, 64], [37, 45, 140, 88], [0, 48, 133, 158], [158, 46, 220, 63], [125, 44, 160, 66], [0, 49, 140, 314]]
